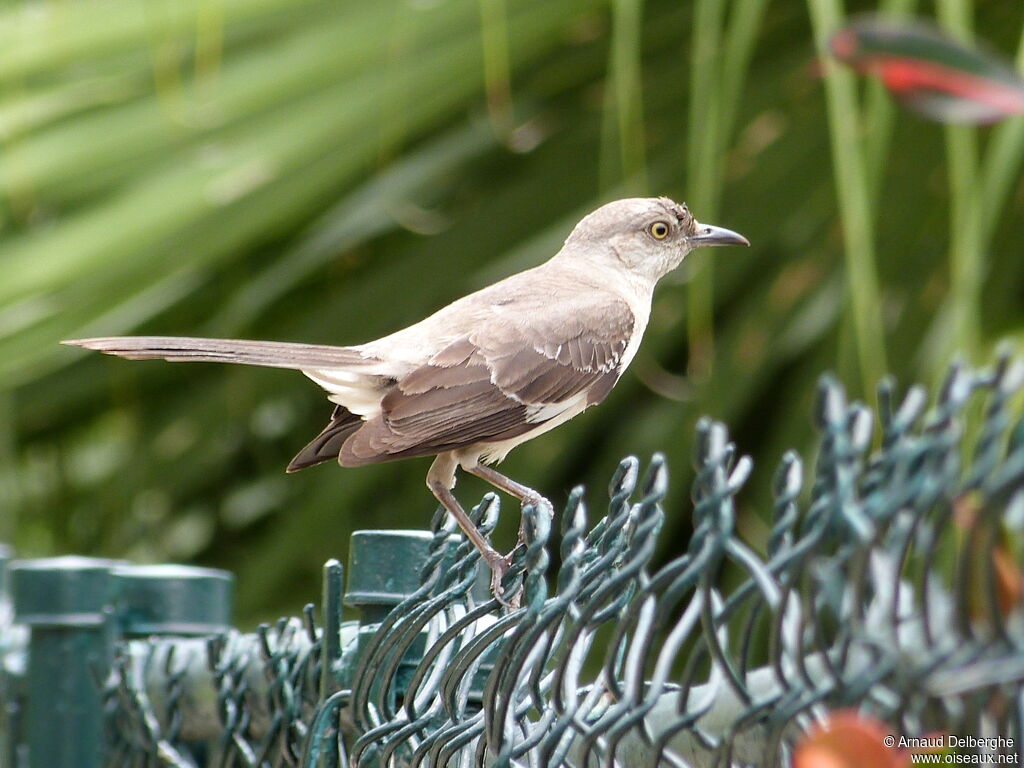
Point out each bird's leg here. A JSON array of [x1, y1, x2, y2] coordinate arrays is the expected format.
[[465, 463, 554, 547], [427, 454, 516, 605]]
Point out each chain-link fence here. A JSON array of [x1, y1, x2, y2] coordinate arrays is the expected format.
[[3, 354, 1024, 766]]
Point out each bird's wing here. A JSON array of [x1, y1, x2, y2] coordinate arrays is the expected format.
[[339, 298, 635, 466], [63, 336, 377, 369]]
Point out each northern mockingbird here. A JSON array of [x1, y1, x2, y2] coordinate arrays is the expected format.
[[65, 197, 747, 600]]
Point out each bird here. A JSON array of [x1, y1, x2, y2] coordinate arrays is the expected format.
[[64, 197, 748, 602]]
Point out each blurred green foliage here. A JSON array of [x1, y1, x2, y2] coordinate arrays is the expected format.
[[2, 0, 1022, 624]]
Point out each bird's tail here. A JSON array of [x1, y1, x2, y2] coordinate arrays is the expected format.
[[63, 336, 375, 370], [286, 405, 363, 472]]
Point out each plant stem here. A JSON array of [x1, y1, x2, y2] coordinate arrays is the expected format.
[[715, 0, 770, 185], [686, 0, 724, 378], [862, 0, 918, 203], [601, 0, 647, 194], [977, 22, 1024, 246], [936, 0, 982, 363], [807, 0, 888, 400]]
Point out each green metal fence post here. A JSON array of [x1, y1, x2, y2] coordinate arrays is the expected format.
[[320, 559, 345, 700], [112, 564, 233, 638], [341, 531, 434, 702], [10, 556, 118, 768]]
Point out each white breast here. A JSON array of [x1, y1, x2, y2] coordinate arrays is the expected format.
[[614, 277, 653, 373]]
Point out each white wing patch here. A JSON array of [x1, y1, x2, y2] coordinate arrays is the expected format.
[[524, 391, 588, 424], [477, 392, 590, 464]]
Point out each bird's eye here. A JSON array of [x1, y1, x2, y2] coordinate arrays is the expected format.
[[649, 221, 671, 240]]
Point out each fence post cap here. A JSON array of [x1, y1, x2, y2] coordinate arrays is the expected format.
[[10, 556, 119, 627], [112, 563, 234, 636], [344, 530, 434, 606]]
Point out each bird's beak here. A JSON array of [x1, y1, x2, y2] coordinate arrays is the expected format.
[[687, 222, 750, 248]]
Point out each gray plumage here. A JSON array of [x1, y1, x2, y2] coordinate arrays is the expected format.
[[65, 197, 748, 601], [67, 287, 634, 471], [338, 299, 633, 466]]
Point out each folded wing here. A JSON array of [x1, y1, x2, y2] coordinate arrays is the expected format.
[[339, 299, 634, 466]]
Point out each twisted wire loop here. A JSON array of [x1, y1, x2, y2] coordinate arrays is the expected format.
[[96, 640, 199, 768], [100, 356, 1024, 767]]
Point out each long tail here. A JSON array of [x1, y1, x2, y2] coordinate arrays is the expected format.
[[63, 336, 375, 370]]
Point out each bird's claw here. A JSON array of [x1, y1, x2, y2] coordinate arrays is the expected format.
[[523, 493, 554, 515], [515, 493, 553, 548], [485, 553, 522, 609]]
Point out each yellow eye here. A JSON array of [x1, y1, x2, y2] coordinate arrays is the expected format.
[[649, 221, 670, 240]]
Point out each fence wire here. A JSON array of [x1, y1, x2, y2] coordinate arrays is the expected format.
[[7, 355, 1024, 767]]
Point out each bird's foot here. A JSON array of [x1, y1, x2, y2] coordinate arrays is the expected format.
[[523, 492, 554, 515], [483, 552, 521, 610], [515, 492, 554, 548]]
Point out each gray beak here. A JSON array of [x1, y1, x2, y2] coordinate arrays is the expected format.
[[687, 222, 750, 248]]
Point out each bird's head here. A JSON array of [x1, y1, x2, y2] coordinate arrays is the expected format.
[[561, 197, 749, 283]]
